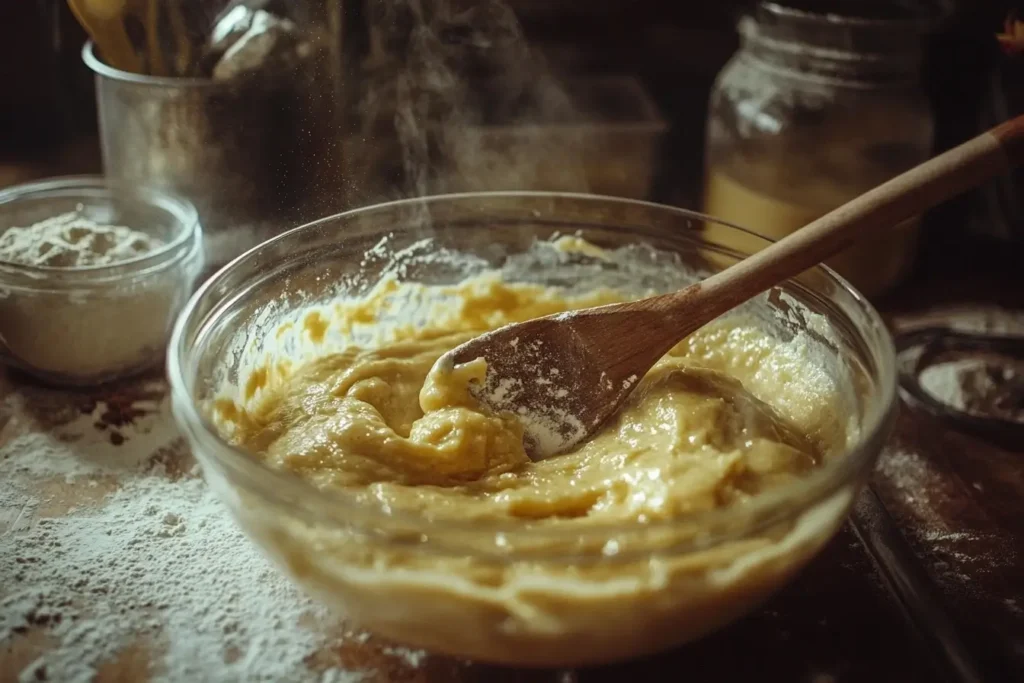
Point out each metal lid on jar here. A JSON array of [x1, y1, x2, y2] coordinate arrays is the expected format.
[[759, 0, 938, 26], [755, 0, 940, 45], [739, 0, 942, 84]]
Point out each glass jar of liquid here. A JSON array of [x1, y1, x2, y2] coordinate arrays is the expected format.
[[703, 0, 936, 298]]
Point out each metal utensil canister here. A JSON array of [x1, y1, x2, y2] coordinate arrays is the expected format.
[[83, 40, 342, 267]]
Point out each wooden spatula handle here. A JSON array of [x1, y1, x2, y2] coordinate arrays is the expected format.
[[694, 113, 1024, 314]]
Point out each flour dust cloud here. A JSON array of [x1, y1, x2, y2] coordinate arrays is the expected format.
[[350, 0, 590, 205]]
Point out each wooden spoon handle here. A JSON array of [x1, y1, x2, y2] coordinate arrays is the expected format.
[[68, 0, 143, 73], [693, 114, 1024, 315], [143, 0, 169, 77]]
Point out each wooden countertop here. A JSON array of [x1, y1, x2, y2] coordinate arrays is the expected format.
[[0, 344, 953, 683]]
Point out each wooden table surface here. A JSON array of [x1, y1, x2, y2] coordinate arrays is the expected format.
[[1, 150, 1022, 681]]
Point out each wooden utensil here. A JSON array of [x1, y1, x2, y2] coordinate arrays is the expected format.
[[69, 0, 205, 76], [440, 115, 1024, 460], [67, 0, 143, 73]]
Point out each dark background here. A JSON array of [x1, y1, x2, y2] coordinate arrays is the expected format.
[[1, 0, 1021, 279], [1, 1, 1014, 176]]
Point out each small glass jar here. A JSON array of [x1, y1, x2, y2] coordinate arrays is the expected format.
[[703, 1, 936, 298], [0, 176, 203, 386]]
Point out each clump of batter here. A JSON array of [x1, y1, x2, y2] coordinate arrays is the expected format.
[[214, 274, 839, 525]]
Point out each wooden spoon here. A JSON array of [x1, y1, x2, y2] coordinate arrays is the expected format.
[[438, 115, 1024, 460], [67, 0, 144, 73]]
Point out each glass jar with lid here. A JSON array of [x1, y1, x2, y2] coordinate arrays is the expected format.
[[703, 0, 937, 298]]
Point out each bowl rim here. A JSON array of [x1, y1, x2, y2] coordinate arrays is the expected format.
[[168, 191, 898, 547], [0, 175, 201, 277]]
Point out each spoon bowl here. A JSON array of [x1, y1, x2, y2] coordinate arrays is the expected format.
[[441, 297, 695, 456]]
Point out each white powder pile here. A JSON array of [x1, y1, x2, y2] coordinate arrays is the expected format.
[[0, 211, 160, 268], [918, 361, 973, 412], [0, 383, 424, 682], [919, 358, 1024, 424]]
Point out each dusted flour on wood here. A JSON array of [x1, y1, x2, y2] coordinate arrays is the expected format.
[[0, 380, 427, 682]]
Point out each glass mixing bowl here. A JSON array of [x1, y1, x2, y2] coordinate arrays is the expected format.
[[168, 192, 896, 666]]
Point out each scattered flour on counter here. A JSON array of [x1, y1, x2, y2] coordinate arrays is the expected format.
[[874, 448, 947, 516], [0, 383, 425, 682], [921, 531, 975, 543], [874, 447, 1019, 602], [1, 382, 177, 483], [380, 645, 428, 670], [918, 362, 971, 411], [319, 672, 369, 683]]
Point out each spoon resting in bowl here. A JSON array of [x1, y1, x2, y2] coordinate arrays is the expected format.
[[436, 114, 1024, 461]]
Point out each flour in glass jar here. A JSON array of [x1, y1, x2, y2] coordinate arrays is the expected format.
[[0, 381, 426, 682], [0, 211, 158, 267]]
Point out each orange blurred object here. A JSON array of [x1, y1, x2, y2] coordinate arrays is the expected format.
[[65, 0, 194, 76], [997, 12, 1024, 55]]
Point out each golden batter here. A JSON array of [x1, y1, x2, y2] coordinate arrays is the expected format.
[[208, 242, 859, 665], [215, 275, 840, 525]]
